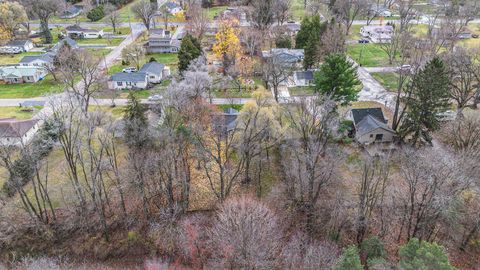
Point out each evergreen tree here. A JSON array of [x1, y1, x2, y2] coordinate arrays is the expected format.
[[399, 238, 456, 270], [295, 15, 326, 69], [178, 34, 202, 72], [123, 92, 149, 148], [400, 58, 451, 146], [314, 53, 361, 106], [335, 245, 363, 270], [275, 35, 292, 49]]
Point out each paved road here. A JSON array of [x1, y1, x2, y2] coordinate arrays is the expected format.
[[363, 67, 398, 73]]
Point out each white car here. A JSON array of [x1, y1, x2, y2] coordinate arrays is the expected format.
[[122, 67, 137, 73], [148, 95, 163, 102], [396, 64, 412, 73]]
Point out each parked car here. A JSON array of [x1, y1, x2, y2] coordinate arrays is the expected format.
[[148, 95, 163, 102], [358, 39, 370, 44], [436, 110, 456, 121], [122, 67, 137, 73], [473, 34, 479, 38], [396, 64, 412, 72]]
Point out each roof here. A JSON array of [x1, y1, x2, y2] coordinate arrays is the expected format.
[[165, 2, 181, 9], [361, 25, 394, 33], [140, 61, 165, 76], [356, 114, 394, 136], [110, 72, 147, 82], [19, 54, 53, 64], [149, 28, 171, 39], [0, 66, 45, 77], [64, 5, 83, 14], [0, 118, 38, 138], [264, 48, 305, 63], [6, 40, 32, 47], [51, 38, 79, 53], [295, 70, 314, 80], [351, 108, 386, 125]]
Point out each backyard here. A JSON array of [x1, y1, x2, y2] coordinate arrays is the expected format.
[[347, 44, 391, 67], [370, 72, 399, 92], [0, 52, 43, 65], [0, 76, 63, 98], [0, 106, 42, 119], [108, 53, 179, 75]]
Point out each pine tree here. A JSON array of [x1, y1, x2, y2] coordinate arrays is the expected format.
[[295, 15, 326, 69], [123, 92, 149, 148], [313, 53, 361, 106], [400, 58, 451, 146], [178, 34, 202, 72], [399, 238, 456, 270], [335, 245, 363, 270]]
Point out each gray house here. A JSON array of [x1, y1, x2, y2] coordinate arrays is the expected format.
[[19, 54, 54, 69], [348, 108, 395, 144], [139, 61, 171, 84], [293, 70, 314, 86], [108, 72, 148, 90], [146, 28, 180, 53], [60, 5, 83, 19], [6, 40, 34, 52], [262, 48, 305, 66]]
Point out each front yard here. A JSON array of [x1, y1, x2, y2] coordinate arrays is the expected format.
[[76, 37, 125, 46], [0, 106, 42, 119], [289, 86, 316, 96], [108, 53, 179, 75], [347, 44, 391, 67], [370, 72, 399, 92], [0, 75, 63, 98], [0, 52, 43, 65]]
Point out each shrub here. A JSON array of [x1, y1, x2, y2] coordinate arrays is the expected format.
[[275, 35, 292, 49], [361, 236, 386, 260], [87, 5, 105, 22], [335, 245, 362, 270], [398, 238, 457, 270]]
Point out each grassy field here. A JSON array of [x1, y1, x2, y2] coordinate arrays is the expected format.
[[103, 0, 141, 23], [108, 53, 179, 75], [90, 105, 126, 118], [92, 26, 132, 35], [0, 75, 63, 98], [205, 6, 228, 20], [370, 72, 399, 92], [76, 37, 124, 46], [0, 106, 42, 119], [0, 52, 43, 65], [289, 86, 316, 96], [347, 44, 391, 67]]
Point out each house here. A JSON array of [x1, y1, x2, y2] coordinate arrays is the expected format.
[[262, 48, 305, 65], [220, 7, 248, 26], [60, 5, 83, 19], [5, 40, 34, 52], [146, 28, 182, 53], [369, 5, 392, 17], [19, 54, 54, 69], [50, 38, 79, 56], [65, 24, 104, 39], [212, 108, 239, 135], [165, 2, 183, 15], [348, 108, 395, 144], [139, 61, 171, 84], [0, 66, 48, 84], [108, 72, 148, 90], [0, 118, 40, 146], [360, 25, 394, 43], [293, 70, 315, 86]]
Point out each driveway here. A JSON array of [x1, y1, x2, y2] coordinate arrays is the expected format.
[[356, 65, 396, 110]]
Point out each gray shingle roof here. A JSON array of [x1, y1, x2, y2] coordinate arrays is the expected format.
[[7, 40, 32, 47], [140, 61, 165, 76], [19, 54, 53, 64], [110, 72, 147, 82], [295, 70, 314, 80], [0, 118, 38, 138], [351, 108, 386, 125], [356, 114, 394, 136]]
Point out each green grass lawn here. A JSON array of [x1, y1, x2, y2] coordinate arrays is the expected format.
[[92, 26, 132, 35], [76, 37, 124, 46], [0, 75, 63, 98], [108, 53, 179, 75], [90, 105, 126, 118], [347, 44, 391, 67], [348, 25, 362, 40], [103, 0, 141, 23], [289, 86, 316, 96], [205, 6, 228, 20], [0, 106, 42, 119], [291, 0, 307, 20], [0, 52, 43, 65], [370, 72, 399, 92]]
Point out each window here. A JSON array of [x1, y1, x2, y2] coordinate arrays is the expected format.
[[375, 134, 383, 141], [117, 82, 123, 86], [150, 76, 155, 79]]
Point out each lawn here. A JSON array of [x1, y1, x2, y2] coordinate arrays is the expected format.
[[108, 53, 179, 75], [76, 37, 124, 46], [205, 6, 228, 20], [0, 52, 43, 65], [102, 0, 141, 23], [347, 25, 362, 40], [90, 105, 126, 118], [347, 44, 391, 67], [289, 86, 316, 96], [291, 0, 307, 20], [92, 26, 132, 35], [0, 75, 63, 98], [0, 106, 42, 119], [370, 72, 399, 92]]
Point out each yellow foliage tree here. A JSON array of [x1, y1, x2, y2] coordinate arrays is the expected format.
[[212, 19, 241, 74], [0, 1, 27, 43]]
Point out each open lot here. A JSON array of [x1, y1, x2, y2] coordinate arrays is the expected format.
[[0, 52, 43, 65], [0, 106, 42, 119], [0, 75, 63, 98], [347, 44, 391, 67]]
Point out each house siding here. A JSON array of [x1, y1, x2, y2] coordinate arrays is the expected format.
[[356, 127, 395, 144]]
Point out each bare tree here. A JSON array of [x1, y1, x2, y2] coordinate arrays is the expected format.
[[131, 0, 157, 30], [104, 3, 120, 34], [23, 0, 61, 43], [262, 54, 294, 102], [281, 96, 339, 233], [57, 49, 105, 114], [122, 44, 146, 70], [273, 0, 292, 26], [332, 0, 370, 34], [186, 2, 209, 39], [240, 27, 262, 56], [250, 0, 275, 31], [443, 47, 480, 117], [320, 22, 346, 55], [209, 196, 282, 269]]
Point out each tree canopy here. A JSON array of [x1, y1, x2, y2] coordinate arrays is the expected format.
[[179, 34, 202, 72], [399, 238, 457, 270]]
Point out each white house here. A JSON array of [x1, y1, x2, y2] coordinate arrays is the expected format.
[[65, 24, 104, 39], [19, 54, 54, 69], [348, 108, 396, 144], [360, 25, 394, 43], [5, 40, 34, 52], [0, 118, 40, 146], [139, 61, 171, 84], [165, 2, 183, 15], [108, 72, 148, 90], [0, 66, 48, 84]]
